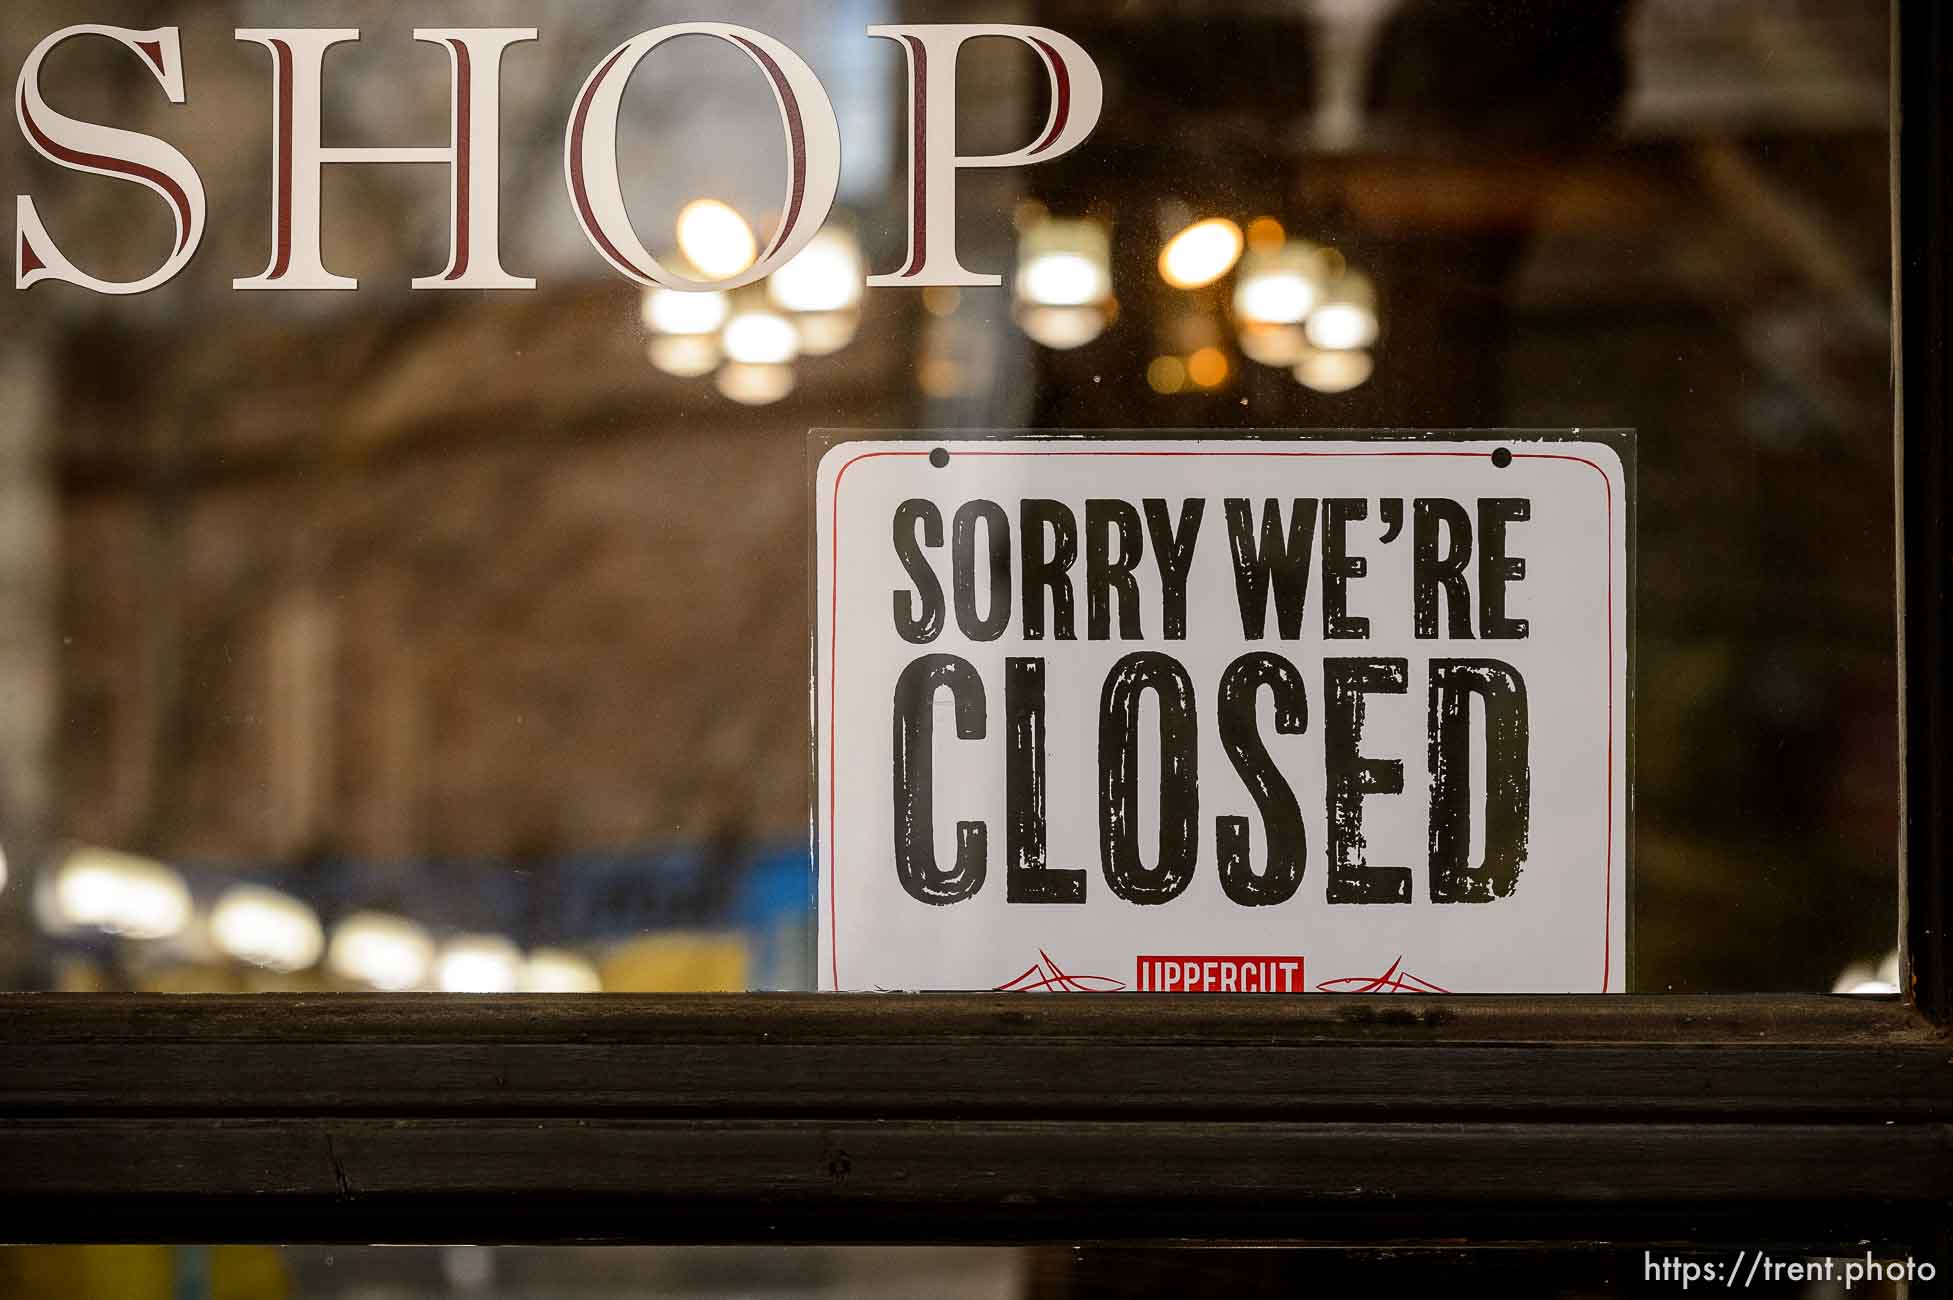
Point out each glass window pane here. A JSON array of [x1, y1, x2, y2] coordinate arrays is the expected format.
[[0, 0, 1897, 993]]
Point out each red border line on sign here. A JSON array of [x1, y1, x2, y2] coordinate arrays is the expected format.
[[825, 447, 1620, 993]]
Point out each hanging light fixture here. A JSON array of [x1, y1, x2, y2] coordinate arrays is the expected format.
[[1294, 344, 1375, 393], [1017, 306, 1111, 350], [210, 884, 325, 973], [1017, 224, 1112, 306], [641, 287, 729, 377], [41, 846, 193, 941], [769, 227, 864, 357], [716, 362, 797, 405], [1238, 324, 1310, 368], [642, 219, 869, 389], [704, 281, 801, 406], [437, 934, 523, 994], [714, 285, 800, 405], [1233, 243, 1326, 328], [768, 228, 863, 315], [793, 311, 860, 357], [1014, 216, 1114, 350], [722, 303, 800, 366], [646, 335, 722, 378], [674, 198, 757, 281], [1158, 217, 1244, 290], [641, 287, 729, 335], [328, 911, 434, 991], [1230, 239, 1328, 370], [1306, 270, 1380, 351]]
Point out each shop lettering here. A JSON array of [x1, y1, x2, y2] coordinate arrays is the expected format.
[[13, 23, 1103, 295], [889, 495, 1535, 909]]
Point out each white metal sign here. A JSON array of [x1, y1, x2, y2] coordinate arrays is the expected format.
[[814, 434, 1630, 994]]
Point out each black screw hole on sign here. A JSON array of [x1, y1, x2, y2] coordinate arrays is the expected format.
[[1492, 446, 1514, 469], [930, 447, 951, 469]]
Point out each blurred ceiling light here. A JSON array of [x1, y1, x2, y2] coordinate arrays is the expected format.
[[722, 308, 800, 366], [647, 334, 723, 378], [794, 309, 860, 358], [520, 948, 604, 993], [1015, 304, 1108, 351], [1158, 217, 1244, 290], [1306, 272, 1380, 350], [46, 846, 192, 940], [1020, 251, 1110, 307], [1233, 244, 1324, 326], [716, 361, 797, 405], [922, 286, 962, 317], [1146, 355, 1188, 394], [210, 885, 325, 973], [328, 911, 434, 991], [1246, 216, 1287, 254], [438, 934, 523, 994], [767, 228, 864, 315], [641, 287, 729, 336], [1016, 217, 1112, 308], [1013, 217, 1113, 349], [675, 198, 757, 280], [0, 841, 8, 895], [1186, 345, 1231, 389], [1294, 345, 1375, 393], [1238, 323, 1310, 369]]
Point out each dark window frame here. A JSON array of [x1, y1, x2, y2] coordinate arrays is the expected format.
[[0, 0, 1947, 1255]]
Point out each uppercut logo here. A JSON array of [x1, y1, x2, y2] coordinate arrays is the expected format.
[[1137, 956, 1307, 993], [14, 22, 1104, 296]]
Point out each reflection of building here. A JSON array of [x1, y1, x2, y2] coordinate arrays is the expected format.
[[54, 282, 911, 862], [0, 0, 1898, 994]]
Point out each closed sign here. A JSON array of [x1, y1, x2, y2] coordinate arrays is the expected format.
[[814, 434, 1630, 993]]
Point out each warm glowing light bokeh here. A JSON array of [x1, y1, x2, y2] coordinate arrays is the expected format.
[[675, 199, 758, 280], [1186, 345, 1231, 388], [1159, 218, 1244, 289]]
